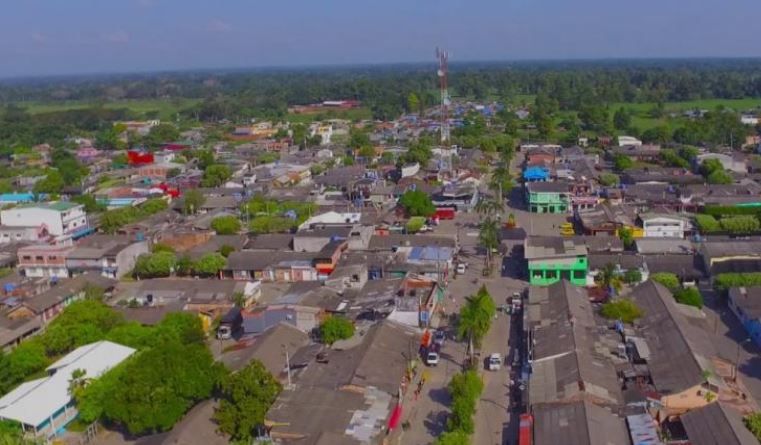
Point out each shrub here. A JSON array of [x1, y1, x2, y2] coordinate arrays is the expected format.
[[599, 173, 619, 187], [210, 216, 242, 235], [406, 216, 426, 233], [601, 299, 643, 323], [714, 273, 761, 293], [674, 287, 704, 308], [695, 214, 721, 233], [719, 215, 760, 234], [623, 269, 642, 284], [651, 272, 681, 293], [319, 316, 355, 345]]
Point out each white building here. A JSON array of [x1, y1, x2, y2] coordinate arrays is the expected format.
[[400, 162, 420, 178], [741, 115, 759, 126], [617, 136, 642, 147], [308, 123, 333, 145], [639, 213, 690, 238], [0, 341, 135, 440], [0, 202, 90, 245], [298, 211, 361, 230]]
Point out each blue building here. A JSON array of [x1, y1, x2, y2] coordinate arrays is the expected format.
[[728, 286, 761, 347]]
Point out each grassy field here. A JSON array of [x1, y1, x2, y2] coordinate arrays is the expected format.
[[18, 98, 201, 120]]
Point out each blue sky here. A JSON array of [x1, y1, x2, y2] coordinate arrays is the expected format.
[[1, 0, 759, 77]]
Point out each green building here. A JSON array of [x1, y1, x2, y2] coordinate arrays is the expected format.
[[524, 237, 588, 286], [526, 182, 570, 214]]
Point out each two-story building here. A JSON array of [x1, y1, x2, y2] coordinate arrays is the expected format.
[[525, 182, 570, 214], [638, 213, 690, 238], [17, 245, 74, 279], [0, 202, 91, 245], [65, 235, 149, 279], [524, 237, 588, 286]]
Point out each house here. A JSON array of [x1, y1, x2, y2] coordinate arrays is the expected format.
[[638, 213, 690, 238], [431, 183, 479, 212], [524, 237, 588, 286], [266, 320, 416, 444], [17, 244, 74, 279], [626, 280, 723, 414], [612, 144, 661, 162], [525, 281, 622, 405], [224, 251, 319, 283], [293, 227, 352, 252], [700, 241, 761, 275], [220, 322, 310, 375], [728, 287, 761, 348], [7, 273, 115, 325], [617, 135, 642, 147], [386, 274, 442, 328], [694, 152, 748, 174], [0, 341, 134, 440], [680, 401, 759, 445], [0, 202, 91, 245], [312, 240, 348, 277], [137, 162, 185, 179], [532, 401, 629, 445], [524, 145, 559, 165], [65, 235, 149, 279], [525, 182, 570, 214]]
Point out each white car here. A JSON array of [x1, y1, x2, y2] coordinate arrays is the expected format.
[[488, 353, 502, 371], [426, 351, 440, 366], [456, 263, 467, 275]]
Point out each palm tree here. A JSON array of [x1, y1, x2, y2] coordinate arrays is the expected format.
[[68, 368, 89, 399], [597, 263, 622, 293], [474, 198, 501, 218], [478, 217, 499, 273], [489, 163, 512, 206], [456, 286, 497, 364]]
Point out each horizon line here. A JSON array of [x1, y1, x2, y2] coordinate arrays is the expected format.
[[3, 55, 761, 83]]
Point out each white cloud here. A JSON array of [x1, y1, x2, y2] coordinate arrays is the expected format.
[[103, 30, 130, 44], [207, 19, 232, 33], [31, 32, 46, 44]]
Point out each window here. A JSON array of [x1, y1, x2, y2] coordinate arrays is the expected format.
[[531, 206, 538, 213], [560, 270, 571, 281], [35, 256, 43, 261], [22, 256, 31, 261], [546, 270, 557, 280], [573, 270, 585, 280]]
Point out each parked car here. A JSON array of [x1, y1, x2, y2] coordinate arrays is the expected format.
[[426, 351, 440, 366], [433, 330, 446, 346], [488, 353, 502, 371], [456, 263, 467, 275]]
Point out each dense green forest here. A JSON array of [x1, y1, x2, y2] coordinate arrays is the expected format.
[[1, 59, 761, 147]]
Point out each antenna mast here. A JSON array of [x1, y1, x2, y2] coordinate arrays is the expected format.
[[436, 47, 450, 145]]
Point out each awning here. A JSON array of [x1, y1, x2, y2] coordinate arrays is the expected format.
[[387, 404, 402, 430]]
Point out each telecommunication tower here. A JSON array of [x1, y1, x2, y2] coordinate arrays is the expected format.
[[436, 47, 450, 144]]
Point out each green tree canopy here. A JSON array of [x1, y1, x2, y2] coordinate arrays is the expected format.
[[651, 273, 681, 293], [134, 251, 176, 278], [398, 189, 435, 217], [674, 287, 704, 308], [613, 154, 633, 171], [201, 164, 232, 187], [601, 299, 643, 323], [319, 315, 355, 345], [182, 189, 206, 215], [457, 285, 496, 354], [193, 253, 227, 277], [214, 360, 282, 441], [210, 215, 242, 235]]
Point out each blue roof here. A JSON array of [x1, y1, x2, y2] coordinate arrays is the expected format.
[[523, 166, 550, 180], [0, 193, 36, 203], [408, 246, 455, 262]]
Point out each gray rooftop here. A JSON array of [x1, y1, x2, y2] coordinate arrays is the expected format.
[[728, 287, 761, 320], [627, 280, 719, 394], [533, 401, 629, 445], [681, 402, 759, 445], [524, 237, 588, 260]]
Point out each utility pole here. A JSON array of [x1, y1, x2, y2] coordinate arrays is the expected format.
[[283, 344, 294, 390]]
